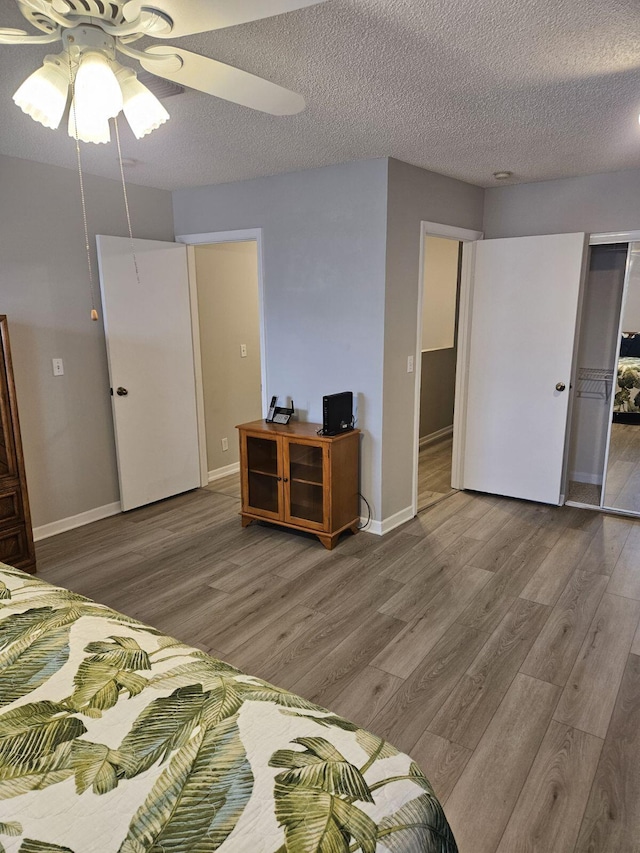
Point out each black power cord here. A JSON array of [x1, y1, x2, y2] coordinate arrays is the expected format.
[[316, 416, 356, 437], [357, 493, 372, 530]]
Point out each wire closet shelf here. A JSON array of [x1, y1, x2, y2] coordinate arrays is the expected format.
[[576, 367, 614, 401]]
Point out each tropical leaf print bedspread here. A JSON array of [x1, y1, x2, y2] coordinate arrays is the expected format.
[[615, 357, 640, 413], [0, 563, 457, 853]]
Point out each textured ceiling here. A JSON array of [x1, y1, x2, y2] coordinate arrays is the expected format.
[[1, 0, 640, 190]]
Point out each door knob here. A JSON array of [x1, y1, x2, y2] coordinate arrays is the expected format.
[[555, 382, 566, 392], [116, 387, 129, 397]]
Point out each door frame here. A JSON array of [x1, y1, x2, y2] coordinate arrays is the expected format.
[[589, 230, 640, 245], [176, 228, 268, 488], [413, 221, 483, 515], [589, 231, 640, 515]]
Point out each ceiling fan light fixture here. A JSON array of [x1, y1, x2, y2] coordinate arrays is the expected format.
[[117, 67, 169, 139], [74, 50, 123, 119], [12, 55, 69, 129], [68, 100, 111, 144]]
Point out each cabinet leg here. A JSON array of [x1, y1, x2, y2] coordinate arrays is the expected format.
[[319, 532, 343, 550], [241, 516, 253, 528], [349, 523, 359, 536], [318, 534, 336, 550]]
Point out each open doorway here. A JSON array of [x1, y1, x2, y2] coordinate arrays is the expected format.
[[180, 229, 267, 497], [417, 235, 462, 510], [194, 240, 262, 495], [412, 221, 483, 515]]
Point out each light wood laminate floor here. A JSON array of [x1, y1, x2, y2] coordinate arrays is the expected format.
[[35, 486, 640, 853], [417, 435, 455, 510], [207, 471, 242, 500], [604, 422, 640, 512]]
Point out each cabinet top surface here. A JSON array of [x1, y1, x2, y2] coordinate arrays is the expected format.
[[236, 420, 360, 442]]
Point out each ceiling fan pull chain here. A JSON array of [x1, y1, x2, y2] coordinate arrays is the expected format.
[[68, 50, 100, 322], [114, 116, 141, 289]]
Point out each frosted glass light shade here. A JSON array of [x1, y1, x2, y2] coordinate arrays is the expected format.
[[68, 100, 111, 144], [117, 68, 169, 139], [12, 55, 69, 130], [74, 51, 123, 120]]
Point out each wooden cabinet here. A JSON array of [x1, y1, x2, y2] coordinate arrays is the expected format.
[[0, 317, 35, 573], [237, 420, 360, 550]]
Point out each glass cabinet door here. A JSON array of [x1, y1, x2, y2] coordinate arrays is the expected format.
[[285, 441, 326, 529], [244, 434, 282, 517]]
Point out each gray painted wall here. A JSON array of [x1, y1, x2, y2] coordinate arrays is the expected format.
[[10, 153, 639, 533], [382, 159, 484, 518], [420, 349, 456, 439], [173, 159, 389, 519], [484, 167, 640, 238], [0, 154, 174, 529]]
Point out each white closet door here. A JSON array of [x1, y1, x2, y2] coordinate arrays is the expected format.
[[97, 235, 200, 511], [461, 233, 587, 504]]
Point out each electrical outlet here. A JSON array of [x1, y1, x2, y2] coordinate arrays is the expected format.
[[221, 437, 229, 452], [52, 358, 64, 376], [240, 344, 247, 358], [407, 355, 414, 373]]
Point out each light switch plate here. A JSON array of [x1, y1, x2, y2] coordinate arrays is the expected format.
[[240, 344, 247, 358], [52, 358, 64, 376], [407, 355, 414, 373]]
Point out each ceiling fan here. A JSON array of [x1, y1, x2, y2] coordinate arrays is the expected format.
[[0, 0, 329, 143]]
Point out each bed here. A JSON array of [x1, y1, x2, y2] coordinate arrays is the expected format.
[[614, 334, 640, 423], [0, 562, 457, 853]]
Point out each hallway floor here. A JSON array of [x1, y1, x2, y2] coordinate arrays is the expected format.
[[417, 435, 455, 510]]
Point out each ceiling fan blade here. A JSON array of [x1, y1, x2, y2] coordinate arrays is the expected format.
[[0, 26, 60, 43], [18, 0, 66, 23], [123, 0, 329, 39], [140, 46, 305, 115]]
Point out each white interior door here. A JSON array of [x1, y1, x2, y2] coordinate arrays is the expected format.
[[459, 232, 587, 504], [97, 235, 200, 511]]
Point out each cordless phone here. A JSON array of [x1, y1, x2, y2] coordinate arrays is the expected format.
[[266, 396, 294, 424], [266, 395, 277, 422]]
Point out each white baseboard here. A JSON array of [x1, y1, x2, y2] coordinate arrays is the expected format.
[[569, 471, 603, 486], [33, 501, 122, 542], [360, 505, 414, 536], [419, 425, 453, 449], [208, 462, 240, 483], [360, 517, 382, 535]]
